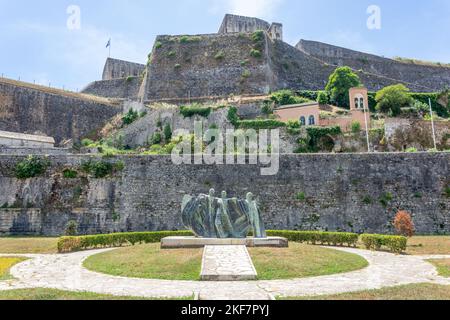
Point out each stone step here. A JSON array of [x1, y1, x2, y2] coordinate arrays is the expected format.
[[201, 245, 258, 281]]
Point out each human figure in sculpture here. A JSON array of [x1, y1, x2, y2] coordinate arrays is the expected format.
[[246, 192, 266, 238]]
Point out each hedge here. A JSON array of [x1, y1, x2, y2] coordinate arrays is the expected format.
[[360, 234, 407, 254], [57, 231, 193, 253], [267, 230, 359, 247], [57, 230, 407, 254]]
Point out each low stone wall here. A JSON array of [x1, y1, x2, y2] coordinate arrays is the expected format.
[[0, 153, 448, 236]]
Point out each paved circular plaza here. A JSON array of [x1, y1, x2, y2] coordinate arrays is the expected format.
[[0, 248, 449, 300]]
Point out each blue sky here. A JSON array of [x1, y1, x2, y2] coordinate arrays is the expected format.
[[0, 0, 449, 91]]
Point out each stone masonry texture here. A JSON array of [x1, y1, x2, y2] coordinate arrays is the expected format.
[[0, 79, 121, 145], [0, 153, 448, 236]]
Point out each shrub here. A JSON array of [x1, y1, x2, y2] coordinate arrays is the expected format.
[[296, 192, 306, 202], [317, 91, 329, 105], [379, 192, 393, 208], [241, 69, 251, 78], [227, 107, 240, 126], [65, 220, 78, 236], [81, 139, 94, 147], [174, 64, 181, 70], [167, 51, 176, 58], [122, 109, 139, 126], [57, 231, 194, 253], [126, 76, 133, 82], [15, 156, 50, 179], [360, 234, 407, 253], [267, 230, 359, 247], [163, 123, 172, 141], [375, 84, 413, 116], [351, 121, 361, 134], [250, 49, 262, 58], [62, 168, 78, 179], [270, 90, 311, 106], [155, 41, 162, 49], [179, 36, 201, 44], [180, 104, 212, 118], [325, 67, 362, 108], [446, 186, 450, 198], [81, 160, 124, 178], [406, 147, 418, 153], [394, 210, 415, 237], [251, 30, 265, 44], [214, 51, 225, 60]]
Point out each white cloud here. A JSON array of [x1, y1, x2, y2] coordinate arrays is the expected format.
[[210, 0, 283, 19]]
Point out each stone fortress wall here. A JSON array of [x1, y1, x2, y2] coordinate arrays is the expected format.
[[297, 40, 450, 91], [0, 153, 448, 236], [0, 78, 121, 146], [102, 58, 146, 81], [79, 14, 450, 102]]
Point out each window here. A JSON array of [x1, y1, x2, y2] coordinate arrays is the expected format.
[[360, 98, 365, 110], [355, 98, 359, 109], [300, 116, 306, 126], [309, 115, 315, 126]]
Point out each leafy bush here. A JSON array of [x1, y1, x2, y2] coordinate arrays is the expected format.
[[250, 49, 262, 58], [317, 91, 329, 105], [227, 106, 240, 126], [180, 104, 212, 118], [267, 230, 359, 247], [360, 234, 407, 253], [57, 231, 194, 253], [379, 192, 393, 208], [164, 123, 172, 141], [81, 160, 125, 178], [62, 168, 78, 179], [406, 147, 418, 153], [445, 186, 450, 198], [81, 139, 95, 147], [155, 41, 162, 49], [394, 210, 415, 237], [122, 109, 139, 126], [270, 90, 312, 106], [15, 156, 50, 179], [167, 51, 176, 58], [241, 69, 251, 78], [179, 36, 201, 44], [251, 30, 265, 44], [375, 84, 413, 116], [351, 121, 361, 134], [296, 192, 306, 202], [325, 67, 362, 108], [65, 221, 78, 236]]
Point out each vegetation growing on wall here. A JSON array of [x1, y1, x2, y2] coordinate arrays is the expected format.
[[270, 90, 312, 106], [15, 156, 50, 179], [180, 104, 212, 118], [80, 160, 125, 179], [375, 84, 413, 116]]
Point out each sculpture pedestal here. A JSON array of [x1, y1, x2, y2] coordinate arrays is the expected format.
[[161, 236, 288, 249]]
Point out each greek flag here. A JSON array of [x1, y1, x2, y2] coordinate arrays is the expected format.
[[106, 39, 111, 48]]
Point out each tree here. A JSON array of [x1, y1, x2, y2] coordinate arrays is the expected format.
[[317, 91, 329, 105], [325, 67, 362, 108], [394, 210, 415, 237], [375, 84, 413, 116]]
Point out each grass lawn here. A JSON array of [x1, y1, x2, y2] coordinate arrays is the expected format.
[[280, 283, 450, 300], [406, 236, 450, 255], [0, 288, 193, 300], [0, 237, 58, 254], [84, 243, 203, 281], [249, 243, 369, 280], [428, 259, 450, 277], [0, 257, 27, 280]]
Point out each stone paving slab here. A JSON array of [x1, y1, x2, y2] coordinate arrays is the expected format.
[[0, 250, 449, 300], [201, 246, 258, 281]]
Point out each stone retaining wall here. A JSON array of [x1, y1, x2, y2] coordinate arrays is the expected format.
[[0, 153, 448, 236]]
